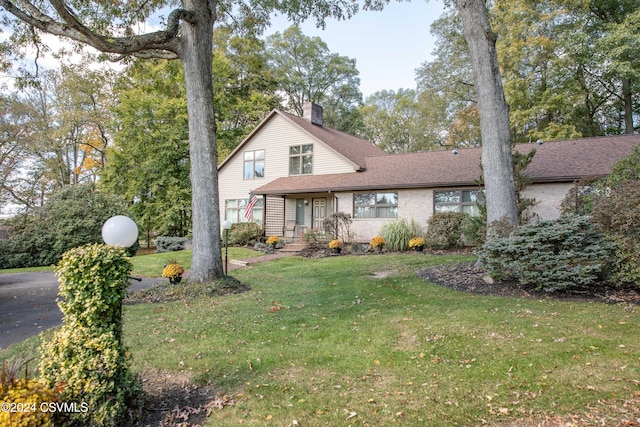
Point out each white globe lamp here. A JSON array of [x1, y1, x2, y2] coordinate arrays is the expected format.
[[102, 215, 139, 248]]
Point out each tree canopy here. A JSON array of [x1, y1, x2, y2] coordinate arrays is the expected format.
[[0, 0, 362, 281], [266, 25, 363, 132]]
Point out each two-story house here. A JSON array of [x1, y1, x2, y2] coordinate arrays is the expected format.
[[217, 103, 640, 242]]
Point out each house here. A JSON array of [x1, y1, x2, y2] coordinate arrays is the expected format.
[[218, 103, 640, 242]]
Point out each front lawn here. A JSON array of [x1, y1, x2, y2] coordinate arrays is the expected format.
[[2, 253, 639, 426], [127, 254, 639, 426]]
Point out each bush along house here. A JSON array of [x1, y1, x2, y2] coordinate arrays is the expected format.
[[217, 102, 640, 242]]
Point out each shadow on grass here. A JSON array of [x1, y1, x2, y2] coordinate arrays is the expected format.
[[125, 276, 251, 304]]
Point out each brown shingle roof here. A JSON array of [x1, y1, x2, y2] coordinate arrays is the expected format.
[[279, 111, 385, 170], [254, 135, 640, 195]]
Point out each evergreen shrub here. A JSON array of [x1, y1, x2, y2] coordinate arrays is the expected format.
[[0, 184, 130, 268], [477, 215, 616, 293], [39, 244, 141, 426], [155, 236, 188, 252]]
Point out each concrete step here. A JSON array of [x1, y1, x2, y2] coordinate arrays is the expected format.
[[280, 242, 306, 253]]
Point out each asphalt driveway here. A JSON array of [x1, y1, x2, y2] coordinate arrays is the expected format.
[[0, 272, 161, 350]]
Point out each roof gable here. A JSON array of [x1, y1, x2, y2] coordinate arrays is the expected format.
[[277, 111, 386, 169], [218, 109, 386, 172]]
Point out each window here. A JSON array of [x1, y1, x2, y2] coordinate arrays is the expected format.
[[225, 198, 264, 224], [289, 144, 313, 175], [354, 192, 398, 218], [244, 150, 265, 179], [434, 189, 484, 216]]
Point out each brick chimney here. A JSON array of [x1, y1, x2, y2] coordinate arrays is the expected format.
[[302, 102, 323, 126]]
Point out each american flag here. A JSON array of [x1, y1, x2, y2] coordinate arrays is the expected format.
[[244, 192, 258, 220]]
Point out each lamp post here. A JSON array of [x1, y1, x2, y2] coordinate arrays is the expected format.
[[102, 215, 139, 248], [222, 220, 232, 274]]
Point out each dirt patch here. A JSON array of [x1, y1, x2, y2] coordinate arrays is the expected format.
[[135, 370, 233, 427], [372, 270, 396, 279], [417, 261, 640, 304]]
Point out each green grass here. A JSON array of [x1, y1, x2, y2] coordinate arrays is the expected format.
[[128, 248, 263, 277], [0, 265, 54, 274], [0, 248, 263, 276], [3, 253, 639, 426]]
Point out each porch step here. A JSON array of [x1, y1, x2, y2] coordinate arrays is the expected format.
[[280, 242, 306, 254]]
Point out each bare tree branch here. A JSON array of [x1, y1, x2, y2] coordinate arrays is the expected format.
[[0, 0, 191, 58]]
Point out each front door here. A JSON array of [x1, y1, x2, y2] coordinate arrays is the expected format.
[[313, 198, 327, 231], [295, 199, 305, 225]]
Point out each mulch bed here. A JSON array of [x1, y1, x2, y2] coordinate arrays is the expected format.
[[417, 261, 640, 304]]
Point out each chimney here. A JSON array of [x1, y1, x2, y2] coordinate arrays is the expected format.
[[302, 102, 323, 126]]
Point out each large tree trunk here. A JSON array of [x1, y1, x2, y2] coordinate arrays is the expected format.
[[180, 0, 224, 281], [456, 0, 519, 230], [622, 77, 634, 134]]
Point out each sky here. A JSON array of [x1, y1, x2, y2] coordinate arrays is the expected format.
[[267, 0, 444, 98], [1, 1, 445, 96]]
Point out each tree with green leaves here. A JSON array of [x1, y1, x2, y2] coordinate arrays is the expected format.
[[0, 94, 30, 213], [101, 59, 191, 242], [0, 0, 359, 282], [1, 65, 115, 212], [102, 28, 280, 241], [416, 9, 480, 147], [266, 25, 363, 132], [213, 26, 282, 159], [365, 0, 519, 229], [360, 89, 442, 153]]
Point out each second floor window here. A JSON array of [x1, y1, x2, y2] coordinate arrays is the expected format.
[[289, 144, 313, 175], [244, 150, 265, 179]]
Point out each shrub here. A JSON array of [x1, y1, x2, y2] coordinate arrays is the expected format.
[[1, 358, 58, 427], [592, 178, 640, 286], [486, 215, 518, 240], [303, 229, 319, 243], [560, 176, 601, 216], [322, 212, 353, 242], [228, 222, 263, 246], [424, 212, 467, 248], [155, 236, 188, 252], [461, 214, 486, 246], [0, 184, 131, 268], [379, 218, 424, 251], [39, 244, 141, 426], [477, 215, 616, 293]]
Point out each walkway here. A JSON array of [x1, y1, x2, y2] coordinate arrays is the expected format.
[[227, 250, 295, 270]]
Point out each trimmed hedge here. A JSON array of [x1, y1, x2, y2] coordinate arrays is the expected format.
[[39, 244, 141, 426]]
